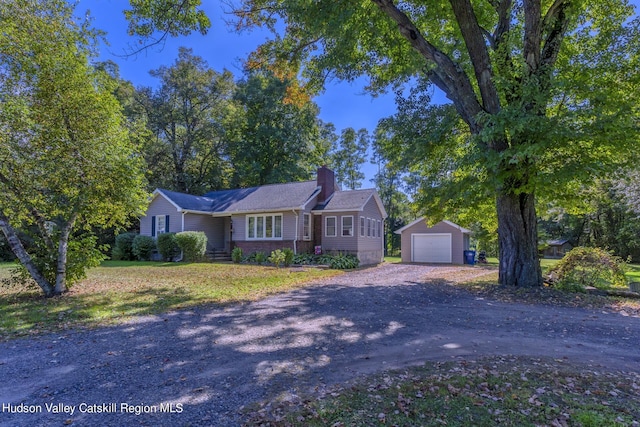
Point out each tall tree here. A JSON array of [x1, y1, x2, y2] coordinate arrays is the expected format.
[[123, 1, 640, 286], [229, 71, 326, 187], [331, 128, 369, 190], [228, 0, 638, 287], [0, 0, 148, 296], [137, 47, 237, 193]]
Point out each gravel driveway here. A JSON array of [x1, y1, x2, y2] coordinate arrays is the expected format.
[[1, 263, 639, 426]]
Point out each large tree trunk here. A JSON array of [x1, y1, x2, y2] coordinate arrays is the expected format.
[[0, 213, 55, 297], [496, 191, 542, 287]]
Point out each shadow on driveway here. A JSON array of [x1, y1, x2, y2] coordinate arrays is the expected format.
[[1, 264, 638, 426]]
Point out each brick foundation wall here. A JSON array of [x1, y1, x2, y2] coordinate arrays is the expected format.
[[235, 240, 295, 254]]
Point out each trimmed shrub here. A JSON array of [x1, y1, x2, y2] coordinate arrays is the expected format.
[[132, 235, 156, 261], [231, 247, 243, 263], [157, 232, 180, 261], [548, 246, 627, 292], [283, 248, 294, 267], [268, 249, 286, 268], [112, 232, 136, 261], [175, 231, 207, 262]]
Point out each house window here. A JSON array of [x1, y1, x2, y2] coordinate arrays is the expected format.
[[342, 216, 354, 237], [377, 220, 382, 239], [360, 216, 365, 237], [367, 218, 372, 237], [156, 215, 166, 235], [303, 214, 311, 240], [325, 216, 337, 237], [247, 214, 283, 240]]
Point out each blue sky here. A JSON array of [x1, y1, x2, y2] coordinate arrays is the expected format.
[[80, 0, 400, 135], [80, 0, 639, 185]]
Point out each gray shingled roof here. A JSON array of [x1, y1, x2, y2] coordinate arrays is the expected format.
[[315, 188, 377, 212], [157, 189, 219, 212], [157, 180, 319, 214], [205, 180, 318, 213]]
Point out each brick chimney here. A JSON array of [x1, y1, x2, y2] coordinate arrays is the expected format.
[[316, 166, 336, 204]]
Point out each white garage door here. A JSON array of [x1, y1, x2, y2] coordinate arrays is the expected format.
[[412, 233, 452, 263]]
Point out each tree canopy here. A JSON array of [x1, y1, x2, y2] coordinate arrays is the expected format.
[[225, 0, 640, 287], [0, 0, 148, 296]]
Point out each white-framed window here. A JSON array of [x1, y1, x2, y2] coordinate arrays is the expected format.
[[156, 215, 166, 235], [303, 213, 311, 240], [246, 214, 283, 240], [325, 216, 337, 237], [367, 218, 372, 237], [377, 220, 382, 239], [360, 216, 365, 237], [342, 216, 354, 237]]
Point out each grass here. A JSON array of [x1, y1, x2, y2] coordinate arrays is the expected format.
[[627, 264, 640, 282], [245, 357, 640, 426], [0, 261, 342, 340]]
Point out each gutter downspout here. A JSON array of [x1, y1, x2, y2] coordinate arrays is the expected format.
[[292, 210, 298, 254]]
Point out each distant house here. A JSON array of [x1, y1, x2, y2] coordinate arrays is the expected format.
[[395, 219, 472, 264], [542, 239, 573, 259], [140, 167, 387, 265]]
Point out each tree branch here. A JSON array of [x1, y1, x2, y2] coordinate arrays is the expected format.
[[0, 171, 56, 250], [370, 0, 485, 132], [493, 0, 512, 48], [449, 0, 501, 113], [523, 0, 542, 73], [541, 0, 572, 68]]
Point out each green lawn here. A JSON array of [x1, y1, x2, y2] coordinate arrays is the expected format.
[[0, 261, 342, 340]]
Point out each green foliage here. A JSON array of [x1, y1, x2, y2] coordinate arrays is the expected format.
[[331, 128, 368, 190], [549, 247, 627, 292], [231, 247, 243, 263], [175, 231, 207, 262], [112, 233, 137, 261], [291, 252, 359, 269], [132, 235, 156, 261], [268, 249, 286, 268], [229, 70, 327, 187], [137, 47, 237, 193], [326, 253, 359, 270], [254, 251, 267, 264], [0, 0, 148, 295], [292, 253, 317, 265], [14, 235, 105, 290], [156, 232, 179, 261], [124, 0, 210, 40], [283, 248, 294, 267]]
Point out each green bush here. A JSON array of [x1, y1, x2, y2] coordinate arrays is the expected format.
[[328, 253, 359, 269], [254, 251, 267, 264], [268, 249, 286, 268], [231, 247, 243, 263], [292, 253, 317, 265], [548, 246, 627, 292], [132, 235, 156, 261], [283, 248, 294, 267], [112, 232, 136, 261], [175, 231, 207, 262], [157, 232, 180, 261]]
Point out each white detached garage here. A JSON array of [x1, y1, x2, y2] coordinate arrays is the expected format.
[[395, 219, 471, 264]]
